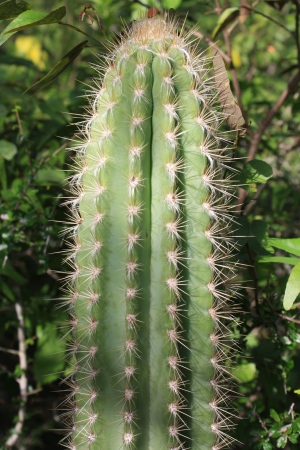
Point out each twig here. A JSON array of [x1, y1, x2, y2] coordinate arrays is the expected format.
[[275, 312, 300, 325], [243, 183, 267, 216], [294, 0, 300, 67], [264, 294, 300, 324], [0, 346, 19, 355], [251, 7, 294, 36], [237, 69, 300, 212], [5, 302, 28, 448], [58, 21, 103, 44], [247, 70, 300, 162], [78, 4, 104, 32]]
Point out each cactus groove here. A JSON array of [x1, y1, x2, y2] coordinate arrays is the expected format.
[[62, 12, 239, 450]]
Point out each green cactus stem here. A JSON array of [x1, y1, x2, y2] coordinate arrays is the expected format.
[[61, 12, 239, 450]]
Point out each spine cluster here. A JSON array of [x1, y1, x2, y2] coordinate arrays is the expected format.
[[60, 13, 239, 450]]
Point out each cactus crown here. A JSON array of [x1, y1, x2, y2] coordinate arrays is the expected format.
[[61, 12, 239, 450]]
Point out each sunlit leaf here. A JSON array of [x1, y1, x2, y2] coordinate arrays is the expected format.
[[233, 362, 257, 383], [0, 259, 27, 285], [0, 7, 66, 46], [0, 139, 17, 160], [212, 7, 239, 38], [0, 0, 31, 20], [250, 220, 274, 253], [268, 238, 300, 257], [257, 256, 299, 265], [24, 40, 88, 95], [240, 159, 273, 189], [35, 168, 66, 185], [283, 261, 300, 310], [270, 408, 280, 422], [162, 0, 182, 9]]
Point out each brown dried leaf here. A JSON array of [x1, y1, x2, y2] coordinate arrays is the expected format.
[[213, 48, 247, 137]]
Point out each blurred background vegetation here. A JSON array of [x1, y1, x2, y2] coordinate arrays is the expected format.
[[0, 0, 300, 448]]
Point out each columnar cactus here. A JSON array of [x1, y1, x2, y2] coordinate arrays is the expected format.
[[62, 11, 239, 450]]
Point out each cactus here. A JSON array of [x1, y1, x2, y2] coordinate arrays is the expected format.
[[61, 11, 240, 450]]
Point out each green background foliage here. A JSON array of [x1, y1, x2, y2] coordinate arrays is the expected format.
[[0, 0, 299, 448]]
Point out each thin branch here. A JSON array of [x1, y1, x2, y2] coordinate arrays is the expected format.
[[251, 7, 294, 36], [275, 312, 300, 325], [238, 69, 300, 212], [248, 69, 300, 159], [58, 21, 104, 45], [243, 183, 267, 216], [6, 302, 28, 448], [0, 346, 19, 355], [294, 0, 300, 67], [27, 388, 43, 396]]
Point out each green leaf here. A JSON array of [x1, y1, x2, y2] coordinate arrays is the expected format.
[[24, 40, 88, 95], [35, 168, 65, 185], [257, 256, 299, 265], [283, 261, 300, 310], [268, 238, 300, 257], [0, 139, 17, 160], [0, 7, 66, 46], [0, 0, 31, 20], [288, 435, 299, 444], [294, 389, 300, 395], [263, 443, 273, 450], [293, 420, 300, 431], [276, 436, 287, 448], [0, 259, 27, 285], [270, 408, 280, 422], [33, 323, 66, 385], [233, 362, 257, 383], [250, 220, 274, 253], [212, 7, 239, 38], [290, 332, 300, 343], [162, 0, 182, 9], [1, 281, 15, 301], [240, 159, 273, 190]]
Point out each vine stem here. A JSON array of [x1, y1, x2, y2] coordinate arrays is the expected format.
[[5, 302, 28, 448]]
